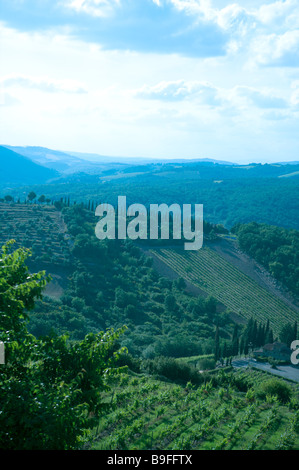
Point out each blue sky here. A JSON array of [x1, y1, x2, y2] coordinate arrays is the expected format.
[[0, 0, 299, 162]]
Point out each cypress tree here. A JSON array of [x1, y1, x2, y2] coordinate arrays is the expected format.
[[214, 325, 220, 361], [232, 324, 239, 356]]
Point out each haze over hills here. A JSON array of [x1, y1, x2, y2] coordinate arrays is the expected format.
[[4, 145, 237, 172], [2, 145, 299, 180], [0, 146, 59, 186], [66, 150, 236, 166], [1, 145, 299, 194], [3, 145, 109, 174]]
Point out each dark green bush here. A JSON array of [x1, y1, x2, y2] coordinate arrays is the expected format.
[[142, 356, 204, 385], [256, 378, 293, 404]]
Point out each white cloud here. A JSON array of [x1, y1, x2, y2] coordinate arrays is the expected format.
[[135, 79, 290, 111], [135, 79, 221, 105], [257, 0, 299, 26], [250, 30, 299, 66], [216, 4, 256, 35], [66, 0, 120, 17], [290, 81, 299, 107], [1, 8, 298, 162], [166, 1, 254, 32], [160, 0, 299, 66], [234, 86, 288, 108], [168, 0, 298, 30], [1, 74, 87, 94]]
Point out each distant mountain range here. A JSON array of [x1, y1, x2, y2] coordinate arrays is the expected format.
[[0, 146, 59, 186], [3, 145, 237, 173], [1, 145, 299, 187], [4, 145, 299, 170], [66, 150, 236, 166], [3, 145, 105, 174]]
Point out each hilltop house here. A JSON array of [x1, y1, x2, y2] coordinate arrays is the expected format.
[[253, 342, 291, 362]]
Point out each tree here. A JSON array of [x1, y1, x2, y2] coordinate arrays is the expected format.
[[38, 195, 46, 204], [279, 322, 298, 346], [214, 325, 220, 361], [164, 294, 177, 312], [27, 191, 37, 203], [231, 324, 239, 356], [0, 241, 126, 450], [174, 277, 186, 290], [4, 195, 13, 202]]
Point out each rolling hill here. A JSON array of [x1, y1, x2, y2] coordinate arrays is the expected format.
[[4, 145, 299, 178], [91, 368, 299, 451], [0, 146, 59, 185], [3, 145, 86, 173], [148, 243, 298, 336], [3, 145, 131, 174]]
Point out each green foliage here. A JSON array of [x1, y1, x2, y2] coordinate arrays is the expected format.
[[142, 356, 205, 385], [91, 369, 299, 451], [0, 203, 71, 266], [152, 247, 297, 335], [0, 240, 50, 338], [279, 321, 298, 346], [23, 205, 235, 359], [240, 318, 275, 353], [0, 241, 126, 449], [1, 163, 299, 451], [234, 222, 299, 297], [197, 357, 216, 371], [7, 163, 299, 229], [256, 378, 293, 404]]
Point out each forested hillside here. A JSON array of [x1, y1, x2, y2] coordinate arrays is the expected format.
[[27, 203, 235, 359], [0, 184, 298, 451], [233, 222, 299, 298], [0, 200, 297, 356], [0, 239, 298, 450], [3, 171, 298, 229], [150, 246, 298, 336]]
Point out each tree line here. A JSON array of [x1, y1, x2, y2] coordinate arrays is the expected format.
[[233, 222, 299, 297]]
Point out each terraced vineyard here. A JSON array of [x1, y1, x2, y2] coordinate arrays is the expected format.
[[151, 247, 298, 335], [0, 203, 70, 265], [91, 369, 299, 450]]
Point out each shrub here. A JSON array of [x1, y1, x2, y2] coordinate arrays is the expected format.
[[197, 357, 216, 371], [142, 356, 204, 385], [256, 378, 293, 404]]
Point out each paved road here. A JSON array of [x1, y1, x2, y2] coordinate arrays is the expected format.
[[232, 358, 299, 383]]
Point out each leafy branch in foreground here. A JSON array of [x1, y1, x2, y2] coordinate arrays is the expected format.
[[0, 241, 126, 450]]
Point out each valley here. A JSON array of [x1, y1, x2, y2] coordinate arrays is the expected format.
[[0, 145, 298, 451]]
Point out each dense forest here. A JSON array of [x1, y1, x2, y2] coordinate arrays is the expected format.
[[2, 162, 299, 230], [233, 222, 299, 298]]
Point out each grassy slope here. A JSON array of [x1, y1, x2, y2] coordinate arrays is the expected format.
[[91, 369, 299, 451], [151, 246, 298, 335]]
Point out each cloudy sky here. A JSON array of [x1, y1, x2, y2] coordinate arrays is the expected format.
[[0, 0, 299, 163]]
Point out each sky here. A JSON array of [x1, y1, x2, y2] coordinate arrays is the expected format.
[[0, 0, 299, 163]]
